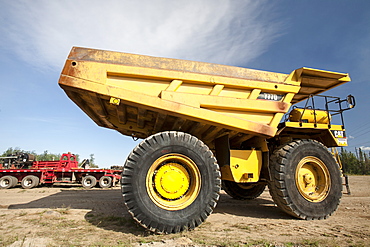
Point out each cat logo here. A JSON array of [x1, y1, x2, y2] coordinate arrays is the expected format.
[[331, 130, 346, 138], [331, 130, 347, 146]]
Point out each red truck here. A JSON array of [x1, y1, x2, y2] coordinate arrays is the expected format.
[[0, 152, 121, 189]]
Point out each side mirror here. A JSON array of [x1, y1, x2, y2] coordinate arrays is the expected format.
[[347, 94, 356, 108]]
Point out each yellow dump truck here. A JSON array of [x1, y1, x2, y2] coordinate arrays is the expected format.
[[59, 47, 355, 233]]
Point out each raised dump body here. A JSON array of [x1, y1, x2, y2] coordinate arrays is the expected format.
[[59, 47, 349, 149], [59, 47, 354, 234]]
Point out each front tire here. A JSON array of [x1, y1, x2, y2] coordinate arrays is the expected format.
[[268, 139, 342, 220], [121, 131, 221, 234]]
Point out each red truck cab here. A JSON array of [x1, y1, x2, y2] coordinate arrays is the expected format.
[[32, 152, 79, 170]]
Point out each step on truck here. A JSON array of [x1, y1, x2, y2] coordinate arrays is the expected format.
[[0, 152, 121, 189], [58, 47, 355, 233]]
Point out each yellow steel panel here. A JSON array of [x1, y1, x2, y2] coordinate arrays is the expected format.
[[107, 74, 169, 97], [269, 93, 295, 128], [292, 67, 351, 104], [296, 67, 351, 81], [200, 99, 289, 113], [161, 91, 290, 113], [59, 47, 352, 142], [106, 65, 301, 94], [289, 109, 331, 124], [269, 113, 284, 128], [248, 89, 262, 99], [218, 87, 253, 99], [60, 75, 277, 137], [67, 47, 290, 83], [175, 83, 215, 95], [165, 80, 183, 91], [160, 91, 200, 108], [284, 122, 343, 130], [222, 150, 262, 183], [209, 84, 224, 96], [210, 109, 273, 125]]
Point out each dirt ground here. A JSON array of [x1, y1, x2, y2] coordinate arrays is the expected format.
[[0, 176, 369, 247]]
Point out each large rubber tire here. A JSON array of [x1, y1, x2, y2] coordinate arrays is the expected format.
[[21, 175, 39, 189], [222, 180, 266, 200], [99, 176, 112, 188], [11, 176, 18, 187], [268, 139, 342, 220], [121, 131, 221, 234], [82, 175, 97, 189], [0, 176, 16, 189]]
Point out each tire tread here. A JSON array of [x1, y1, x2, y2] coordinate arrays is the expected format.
[[121, 131, 221, 233], [268, 139, 341, 220]]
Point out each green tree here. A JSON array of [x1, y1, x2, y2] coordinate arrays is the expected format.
[[36, 150, 61, 161], [340, 147, 370, 175], [89, 154, 99, 168], [1, 147, 36, 157]]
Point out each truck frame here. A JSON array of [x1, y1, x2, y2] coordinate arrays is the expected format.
[[0, 152, 121, 189], [58, 47, 355, 233]]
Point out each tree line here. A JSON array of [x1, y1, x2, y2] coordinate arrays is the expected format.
[[340, 147, 370, 175], [0, 147, 98, 168]]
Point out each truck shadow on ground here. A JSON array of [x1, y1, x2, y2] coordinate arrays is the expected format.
[[214, 193, 292, 220], [7, 188, 292, 234]]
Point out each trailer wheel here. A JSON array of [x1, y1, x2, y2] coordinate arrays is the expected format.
[[11, 176, 18, 187], [99, 176, 112, 188], [0, 176, 16, 189], [21, 175, 39, 189], [268, 139, 342, 220], [222, 180, 266, 200], [122, 131, 221, 234], [82, 175, 97, 189]]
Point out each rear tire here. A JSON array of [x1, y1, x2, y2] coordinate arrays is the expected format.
[[222, 180, 266, 200], [99, 176, 112, 188], [268, 139, 342, 220], [21, 175, 39, 189], [82, 175, 97, 189], [0, 176, 16, 189], [122, 131, 221, 234], [11, 176, 18, 187]]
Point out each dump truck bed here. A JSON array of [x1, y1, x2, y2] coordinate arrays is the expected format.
[[59, 47, 350, 148]]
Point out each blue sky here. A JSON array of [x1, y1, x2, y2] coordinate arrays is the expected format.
[[0, 1, 369, 167]]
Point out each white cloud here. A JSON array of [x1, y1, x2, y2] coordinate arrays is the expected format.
[[360, 146, 370, 151], [0, 0, 284, 72]]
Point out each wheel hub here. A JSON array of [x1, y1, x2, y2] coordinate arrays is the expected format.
[[303, 173, 313, 184], [154, 163, 190, 199], [146, 153, 201, 210], [296, 156, 330, 202]]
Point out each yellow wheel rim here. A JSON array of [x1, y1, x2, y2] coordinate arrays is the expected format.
[[146, 154, 201, 210], [295, 156, 330, 202]]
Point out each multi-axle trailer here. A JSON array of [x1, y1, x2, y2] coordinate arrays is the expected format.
[[0, 152, 121, 189], [58, 47, 355, 233]]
